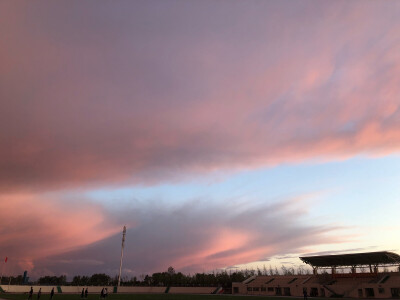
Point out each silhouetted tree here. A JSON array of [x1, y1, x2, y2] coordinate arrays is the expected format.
[[38, 275, 66, 285], [89, 273, 110, 286], [167, 266, 175, 275]]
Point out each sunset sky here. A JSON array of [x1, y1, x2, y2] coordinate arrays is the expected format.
[[1, 0, 400, 279]]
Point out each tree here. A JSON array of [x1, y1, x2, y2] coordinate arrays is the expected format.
[[89, 273, 110, 286], [72, 276, 82, 286], [38, 275, 66, 285], [281, 265, 288, 275], [263, 265, 267, 275], [297, 266, 305, 275], [274, 266, 279, 275], [167, 266, 175, 275], [151, 273, 165, 286], [269, 265, 274, 276], [59, 275, 67, 285]]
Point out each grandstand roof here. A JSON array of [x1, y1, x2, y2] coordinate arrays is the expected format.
[[300, 251, 400, 268]]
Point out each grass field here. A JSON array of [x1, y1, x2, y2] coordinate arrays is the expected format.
[[0, 294, 311, 300]]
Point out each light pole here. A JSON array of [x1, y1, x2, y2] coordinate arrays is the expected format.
[[117, 226, 126, 287]]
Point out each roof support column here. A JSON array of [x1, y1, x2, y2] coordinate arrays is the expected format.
[[313, 267, 318, 275]]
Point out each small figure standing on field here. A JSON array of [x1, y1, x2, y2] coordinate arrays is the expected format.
[[104, 288, 108, 299], [100, 288, 104, 299], [28, 287, 33, 300], [50, 288, 55, 300], [85, 288, 88, 298], [38, 288, 42, 300], [81, 288, 85, 298], [303, 288, 308, 300]]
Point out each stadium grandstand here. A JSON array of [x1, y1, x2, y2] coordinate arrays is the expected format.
[[232, 251, 400, 298]]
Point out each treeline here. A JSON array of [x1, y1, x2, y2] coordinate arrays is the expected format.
[[68, 265, 311, 287], [38, 275, 67, 285], [0, 275, 27, 285], [0, 275, 68, 285], [71, 274, 113, 286], [69, 268, 248, 288], [131, 267, 248, 288], [1, 265, 312, 287]]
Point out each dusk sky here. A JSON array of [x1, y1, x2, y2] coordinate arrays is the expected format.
[[1, 0, 400, 279]]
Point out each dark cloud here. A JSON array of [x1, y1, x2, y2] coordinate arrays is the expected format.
[[300, 247, 379, 257], [274, 255, 299, 260]]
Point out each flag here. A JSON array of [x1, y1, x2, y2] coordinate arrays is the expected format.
[[4, 257, 7, 263]]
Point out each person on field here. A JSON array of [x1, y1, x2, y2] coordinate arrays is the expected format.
[[303, 288, 308, 300], [81, 288, 84, 298], [38, 288, 42, 300], [100, 288, 104, 299], [50, 288, 54, 300], [85, 288, 88, 298], [28, 287, 33, 300], [104, 288, 108, 299]]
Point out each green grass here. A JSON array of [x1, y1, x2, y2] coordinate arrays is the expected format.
[[0, 294, 308, 300]]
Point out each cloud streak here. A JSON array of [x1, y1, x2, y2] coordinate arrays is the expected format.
[[0, 193, 120, 274], [29, 194, 346, 277]]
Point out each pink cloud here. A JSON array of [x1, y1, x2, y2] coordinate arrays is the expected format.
[[1, 1, 400, 191], [0, 193, 120, 274], [26, 195, 349, 277]]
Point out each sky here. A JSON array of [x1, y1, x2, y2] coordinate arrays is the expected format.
[[1, 0, 400, 279]]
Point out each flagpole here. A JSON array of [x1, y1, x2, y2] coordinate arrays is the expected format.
[[117, 226, 126, 287]]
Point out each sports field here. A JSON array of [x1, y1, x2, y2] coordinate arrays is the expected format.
[[0, 295, 310, 300]]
